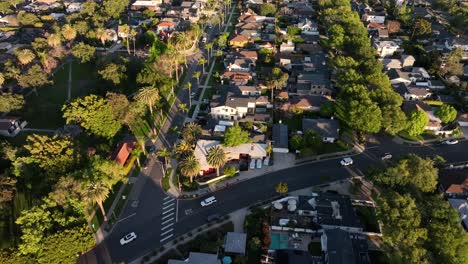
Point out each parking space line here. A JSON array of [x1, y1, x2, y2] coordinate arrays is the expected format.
[[162, 203, 175, 210], [161, 217, 174, 225], [160, 234, 173, 242], [163, 198, 175, 205], [161, 222, 174, 230], [162, 212, 174, 219], [162, 207, 175, 214], [163, 196, 172, 201], [160, 228, 174, 236]]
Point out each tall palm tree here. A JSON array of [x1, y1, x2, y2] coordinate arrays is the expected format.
[[206, 146, 227, 176], [184, 82, 192, 107], [179, 153, 200, 183], [130, 28, 137, 55], [178, 103, 188, 113], [47, 33, 61, 48], [61, 24, 77, 44], [14, 49, 36, 66], [182, 122, 202, 144], [84, 181, 110, 222], [135, 86, 160, 115], [205, 42, 213, 64], [167, 49, 182, 81], [157, 148, 171, 169], [198, 58, 207, 74], [193, 71, 201, 85], [120, 24, 131, 54], [175, 140, 192, 159]]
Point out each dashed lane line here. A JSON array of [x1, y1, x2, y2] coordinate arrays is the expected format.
[[161, 222, 175, 231], [162, 212, 174, 219], [160, 228, 174, 237]]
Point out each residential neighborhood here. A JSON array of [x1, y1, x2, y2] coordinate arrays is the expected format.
[[0, 0, 467, 264]]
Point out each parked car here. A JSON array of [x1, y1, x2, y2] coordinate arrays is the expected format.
[[340, 157, 353, 166], [120, 232, 137, 245], [206, 214, 222, 222], [250, 159, 256, 169], [200, 196, 217, 207], [381, 153, 392, 160], [443, 139, 459, 145], [256, 159, 262, 169]]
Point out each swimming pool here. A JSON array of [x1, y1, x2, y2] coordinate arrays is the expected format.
[[269, 232, 289, 250]]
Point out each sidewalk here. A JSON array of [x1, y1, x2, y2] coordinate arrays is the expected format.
[[393, 135, 465, 145]]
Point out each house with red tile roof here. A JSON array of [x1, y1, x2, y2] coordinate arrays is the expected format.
[[112, 141, 136, 166]]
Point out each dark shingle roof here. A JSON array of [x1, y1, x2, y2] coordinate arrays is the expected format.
[[272, 123, 288, 149]]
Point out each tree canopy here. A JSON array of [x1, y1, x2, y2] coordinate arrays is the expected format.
[[62, 95, 121, 139], [71, 42, 96, 63], [258, 3, 276, 16], [435, 104, 457, 124], [223, 125, 250, 147], [405, 110, 428, 137], [0, 93, 25, 113], [98, 63, 127, 85]]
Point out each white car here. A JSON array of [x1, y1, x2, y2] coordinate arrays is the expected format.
[[256, 159, 262, 169], [340, 157, 353, 166], [120, 232, 137, 245], [381, 153, 392, 160], [200, 196, 217, 207], [443, 140, 459, 145], [250, 159, 256, 169]]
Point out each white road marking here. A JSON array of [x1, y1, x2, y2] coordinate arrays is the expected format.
[[117, 213, 136, 223], [160, 228, 174, 236], [161, 217, 174, 225], [162, 203, 175, 210], [163, 198, 175, 205], [163, 196, 172, 201], [161, 222, 175, 231], [162, 207, 175, 214], [162, 212, 174, 219], [160, 234, 173, 242]]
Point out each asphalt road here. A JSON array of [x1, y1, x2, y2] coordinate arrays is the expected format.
[[100, 135, 468, 263]]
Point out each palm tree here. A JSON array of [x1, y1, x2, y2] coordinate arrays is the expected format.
[[182, 122, 202, 144], [61, 24, 77, 44], [14, 49, 36, 66], [178, 103, 188, 113], [95, 28, 107, 48], [0, 73, 4, 88], [193, 71, 201, 85], [84, 181, 110, 222], [206, 146, 227, 176], [157, 148, 171, 169], [135, 86, 160, 115], [205, 42, 213, 64], [175, 140, 192, 159], [198, 58, 207, 74], [174, 32, 188, 50], [184, 82, 192, 107], [130, 28, 137, 55], [167, 49, 182, 81], [120, 25, 131, 54], [47, 33, 61, 48], [179, 153, 200, 183]]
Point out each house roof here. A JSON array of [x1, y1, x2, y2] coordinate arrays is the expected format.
[[230, 34, 249, 43], [439, 169, 468, 194], [224, 232, 247, 255], [302, 118, 340, 138], [447, 199, 468, 230], [272, 123, 288, 149], [112, 141, 136, 166], [221, 71, 252, 81], [157, 21, 174, 27], [387, 69, 411, 82], [325, 228, 369, 264], [407, 87, 431, 97], [168, 252, 220, 264], [280, 95, 331, 111], [367, 22, 385, 29]]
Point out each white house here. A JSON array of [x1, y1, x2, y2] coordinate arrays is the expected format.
[[65, 2, 82, 13], [373, 40, 399, 57], [362, 11, 386, 24], [210, 95, 256, 121], [280, 40, 295, 53], [131, 0, 163, 11], [297, 18, 318, 35]]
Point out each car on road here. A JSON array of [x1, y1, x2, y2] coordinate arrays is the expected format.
[[200, 196, 217, 207], [443, 139, 459, 145], [256, 159, 262, 169], [381, 153, 392, 160], [120, 232, 137, 245], [340, 157, 353, 166], [250, 159, 256, 169], [206, 214, 222, 222]]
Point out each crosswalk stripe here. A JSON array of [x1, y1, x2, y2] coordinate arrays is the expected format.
[[162, 207, 175, 214], [161, 217, 174, 225], [163, 198, 175, 205], [162, 212, 174, 219], [163, 196, 172, 201], [160, 234, 173, 242], [160, 228, 174, 237], [162, 203, 175, 210], [161, 222, 174, 230]]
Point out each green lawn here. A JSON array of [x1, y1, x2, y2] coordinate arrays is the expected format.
[[24, 61, 96, 129]]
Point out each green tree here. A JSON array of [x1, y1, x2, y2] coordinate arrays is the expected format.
[[61, 24, 77, 43], [17, 64, 52, 93], [135, 86, 160, 115], [198, 57, 207, 74], [275, 182, 288, 194], [37, 225, 95, 264], [84, 181, 110, 221], [319, 102, 335, 117], [344, 99, 382, 133], [327, 24, 345, 51], [16, 205, 52, 255], [381, 105, 407, 135], [103, 0, 129, 19], [258, 3, 276, 16], [0, 93, 25, 113], [46, 33, 61, 48], [223, 125, 250, 147], [62, 95, 122, 139], [23, 134, 81, 176], [14, 48, 36, 66], [435, 104, 457, 124], [157, 148, 171, 169], [105, 92, 130, 123], [17, 10, 39, 26], [441, 48, 463, 76], [98, 63, 127, 85], [181, 122, 202, 144], [192, 71, 201, 85], [411, 19, 432, 39], [178, 103, 188, 113], [174, 140, 192, 159], [206, 146, 227, 176], [0, 2, 12, 14], [179, 153, 200, 183], [405, 110, 428, 137], [290, 135, 303, 151], [72, 42, 96, 63], [223, 165, 237, 177]]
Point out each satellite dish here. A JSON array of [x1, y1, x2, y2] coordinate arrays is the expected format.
[[288, 204, 297, 212], [288, 199, 297, 205], [274, 202, 283, 210]]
